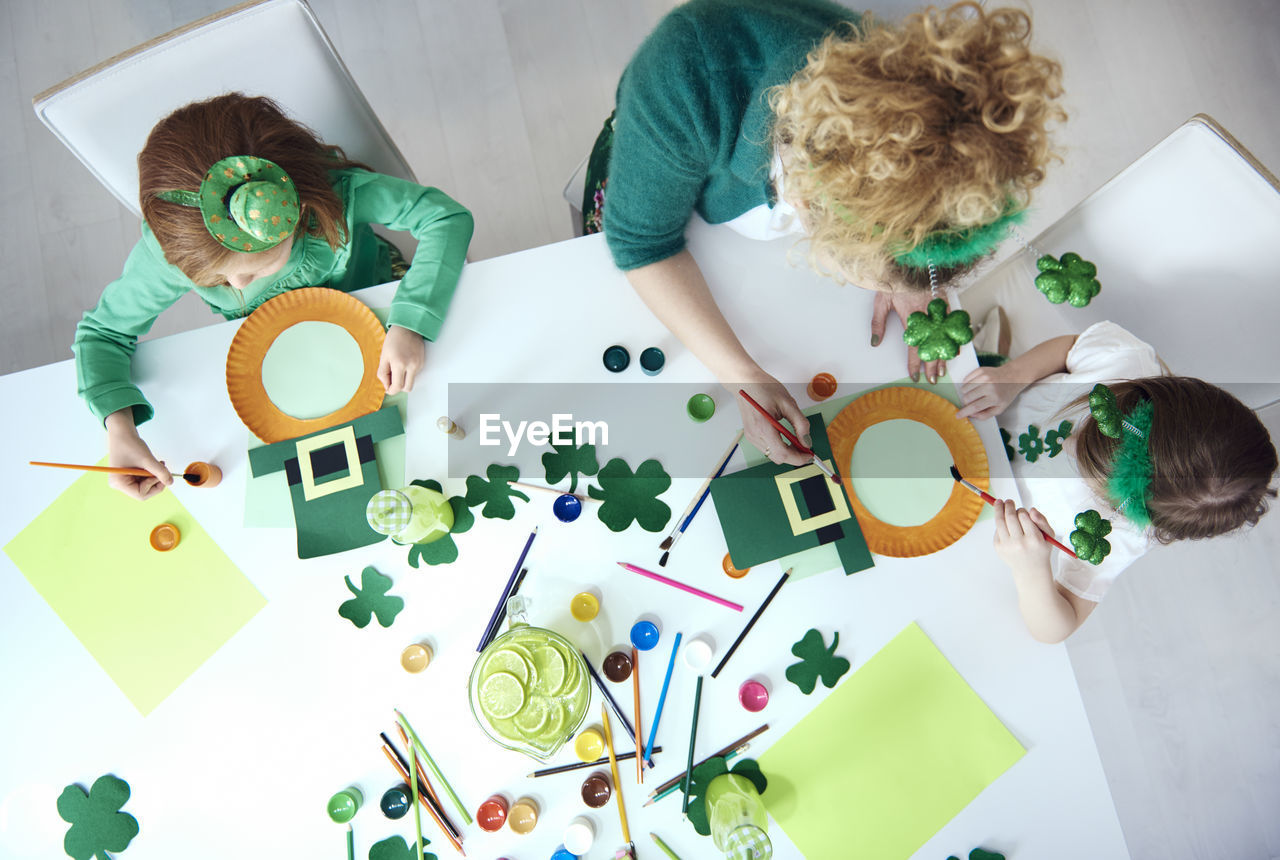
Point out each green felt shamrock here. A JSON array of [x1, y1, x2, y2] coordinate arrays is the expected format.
[[1017, 424, 1045, 462], [541, 432, 599, 494], [587, 457, 672, 532], [785, 629, 851, 694], [338, 566, 404, 628], [1070, 509, 1113, 565], [902, 298, 974, 362], [464, 464, 530, 520], [405, 479, 474, 567], [1044, 419, 1073, 458], [1035, 252, 1101, 308], [369, 835, 436, 860], [1088, 383, 1124, 438], [999, 427, 1015, 461], [57, 774, 139, 860], [680, 755, 768, 836], [947, 850, 1006, 860]]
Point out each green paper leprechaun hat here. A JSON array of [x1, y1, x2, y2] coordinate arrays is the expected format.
[[157, 155, 300, 252]]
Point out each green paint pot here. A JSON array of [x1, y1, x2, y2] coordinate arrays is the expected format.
[[687, 393, 716, 422], [326, 787, 363, 823], [602, 345, 630, 373], [639, 347, 665, 376]]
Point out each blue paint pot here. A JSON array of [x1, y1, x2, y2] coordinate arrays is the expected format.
[[553, 493, 583, 523], [602, 345, 630, 373], [630, 620, 661, 651]]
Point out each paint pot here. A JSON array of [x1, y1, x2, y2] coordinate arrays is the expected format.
[[602, 650, 633, 682], [570, 591, 600, 622], [687, 393, 716, 423], [554, 493, 583, 523], [326, 787, 363, 823], [722, 552, 750, 579], [683, 635, 714, 672], [639, 347, 665, 376], [602, 345, 630, 373], [739, 679, 770, 713], [400, 643, 432, 673], [807, 372, 838, 401], [436, 416, 466, 440], [380, 785, 410, 820], [149, 523, 180, 552], [182, 460, 221, 487], [563, 816, 596, 854], [477, 794, 509, 832], [580, 772, 612, 808], [550, 846, 579, 860], [508, 797, 539, 834], [630, 620, 660, 651], [574, 728, 605, 762]]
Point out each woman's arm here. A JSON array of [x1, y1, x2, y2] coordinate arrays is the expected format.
[[956, 333, 1078, 420]]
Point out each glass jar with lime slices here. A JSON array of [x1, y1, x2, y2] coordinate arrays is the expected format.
[[468, 596, 590, 761]]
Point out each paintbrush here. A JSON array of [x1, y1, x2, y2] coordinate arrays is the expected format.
[[658, 431, 743, 566], [736, 390, 840, 484], [30, 460, 204, 482], [950, 464, 1078, 558]]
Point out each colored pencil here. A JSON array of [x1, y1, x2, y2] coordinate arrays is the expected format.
[[659, 431, 743, 559], [477, 528, 538, 651], [646, 725, 769, 801], [631, 646, 643, 784], [600, 704, 633, 847], [950, 465, 1078, 559], [380, 746, 465, 856], [582, 652, 653, 767], [480, 566, 529, 651], [681, 675, 704, 816], [393, 726, 448, 822], [736, 389, 840, 483], [710, 569, 791, 679], [526, 746, 664, 778], [29, 460, 201, 481], [346, 824, 354, 860], [650, 832, 682, 860], [380, 734, 462, 845], [616, 562, 744, 612], [395, 709, 473, 825], [644, 632, 682, 763], [408, 735, 425, 860]]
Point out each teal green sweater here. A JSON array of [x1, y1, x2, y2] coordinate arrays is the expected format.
[[73, 169, 473, 425], [605, 0, 861, 271]]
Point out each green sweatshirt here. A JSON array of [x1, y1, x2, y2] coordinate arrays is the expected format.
[[73, 169, 474, 425], [605, 0, 861, 271]]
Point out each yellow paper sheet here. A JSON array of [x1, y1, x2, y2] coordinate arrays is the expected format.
[[5, 471, 265, 715], [759, 623, 1025, 859]]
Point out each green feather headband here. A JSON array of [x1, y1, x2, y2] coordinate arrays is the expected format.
[[1088, 383, 1154, 527], [893, 206, 1025, 270]]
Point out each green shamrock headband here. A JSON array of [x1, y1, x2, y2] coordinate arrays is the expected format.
[[156, 155, 300, 252], [893, 206, 1025, 270], [1088, 383, 1154, 528]]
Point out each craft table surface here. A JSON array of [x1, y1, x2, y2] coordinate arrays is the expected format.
[[0, 223, 1127, 859]]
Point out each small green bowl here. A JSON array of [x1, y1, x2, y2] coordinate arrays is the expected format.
[[687, 393, 716, 423], [326, 787, 362, 823]]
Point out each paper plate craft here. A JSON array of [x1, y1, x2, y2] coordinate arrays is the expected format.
[[405, 479, 474, 568], [226, 287, 386, 443], [57, 775, 139, 860], [1035, 252, 1101, 307], [785, 629, 850, 694], [465, 464, 530, 520], [369, 835, 437, 860], [588, 458, 673, 532], [826, 386, 988, 558], [679, 755, 767, 836], [902, 298, 974, 362], [710, 413, 873, 574], [248, 404, 404, 558], [338, 566, 404, 629], [1070, 509, 1113, 565]]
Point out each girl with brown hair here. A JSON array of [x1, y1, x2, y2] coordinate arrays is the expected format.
[[73, 94, 474, 500], [957, 322, 1278, 642]]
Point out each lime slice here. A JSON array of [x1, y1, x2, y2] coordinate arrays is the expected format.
[[480, 671, 525, 719], [543, 701, 566, 739], [483, 648, 530, 685], [501, 641, 535, 663], [513, 696, 550, 737], [532, 645, 567, 695]]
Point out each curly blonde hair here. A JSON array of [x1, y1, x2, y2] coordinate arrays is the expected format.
[[770, 2, 1065, 288]]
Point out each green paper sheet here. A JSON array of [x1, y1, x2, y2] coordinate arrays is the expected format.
[[759, 623, 1025, 860], [850, 419, 954, 527], [5, 470, 265, 715]]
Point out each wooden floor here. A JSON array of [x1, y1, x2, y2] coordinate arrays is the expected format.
[[4, 0, 1280, 856]]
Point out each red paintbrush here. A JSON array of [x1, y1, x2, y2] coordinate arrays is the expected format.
[[736, 390, 840, 484], [950, 464, 1078, 559]]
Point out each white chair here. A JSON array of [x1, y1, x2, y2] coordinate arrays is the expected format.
[[32, 0, 414, 218]]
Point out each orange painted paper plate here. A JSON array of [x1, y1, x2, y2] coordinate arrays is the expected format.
[[827, 386, 988, 558], [225, 288, 385, 443]]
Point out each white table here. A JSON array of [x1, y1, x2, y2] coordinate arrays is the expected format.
[[0, 223, 1127, 859]]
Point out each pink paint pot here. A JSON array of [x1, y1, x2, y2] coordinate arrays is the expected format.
[[739, 679, 770, 713]]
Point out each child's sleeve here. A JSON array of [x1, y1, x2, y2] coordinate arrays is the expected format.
[[71, 234, 191, 425], [1064, 321, 1163, 381], [345, 173, 474, 342]]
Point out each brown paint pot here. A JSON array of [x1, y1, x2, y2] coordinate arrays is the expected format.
[[183, 461, 221, 488], [580, 772, 612, 808], [602, 650, 633, 683]]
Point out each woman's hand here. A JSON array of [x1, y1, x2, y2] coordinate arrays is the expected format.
[[733, 372, 812, 466], [105, 409, 172, 500], [870, 290, 946, 384], [956, 363, 1027, 421], [378, 325, 426, 394], [992, 499, 1054, 573]]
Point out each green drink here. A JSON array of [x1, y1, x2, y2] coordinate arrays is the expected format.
[[707, 774, 773, 859], [366, 485, 454, 544], [469, 597, 590, 760]]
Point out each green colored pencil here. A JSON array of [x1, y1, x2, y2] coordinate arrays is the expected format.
[[408, 740, 425, 860], [395, 708, 473, 825], [681, 675, 704, 816], [651, 831, 683, 860]]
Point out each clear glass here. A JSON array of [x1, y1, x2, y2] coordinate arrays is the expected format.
[[707, 774, 773, 858], [392, 484, 453, 544]]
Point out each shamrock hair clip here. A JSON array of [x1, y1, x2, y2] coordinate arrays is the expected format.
[[1069, 509, 1112, 565], [1088, 383, 1155, 528], [902, 297, 974, 362], [1035, 252, 1101, 308]]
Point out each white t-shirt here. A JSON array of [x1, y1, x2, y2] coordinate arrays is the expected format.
[[999, 321, 1164, 602]]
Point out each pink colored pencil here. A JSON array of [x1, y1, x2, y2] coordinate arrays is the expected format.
[[616, 562, 744, 612]]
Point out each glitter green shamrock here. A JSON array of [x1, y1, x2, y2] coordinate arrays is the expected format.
[[1044, 420, 1073, 458], [1070, 509, 1113, 565], [785, 629, 850, 694], [465, 464, 530, 520], [338, 566, 404, 628], [999, 427, 1015, 461], [587, 458, 672, 532], [405, 479, 474, 568], [541, 432, 599, 494], [57, 774, 139, 860], [902, 298, 974, 362], [1018, 424, 1045, 462], [1088, 383, 1125, 438], [1035, 252, 1101, 308], [679, 755, 768, 837]]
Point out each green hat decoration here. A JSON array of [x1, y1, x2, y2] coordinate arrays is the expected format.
[[1088, 383, 1155, 529], [893, 206, 1024, 270], [156, 155, 299, 252]]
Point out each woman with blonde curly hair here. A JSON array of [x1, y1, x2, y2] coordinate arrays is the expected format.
[[590, 0, 1064, 463]]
